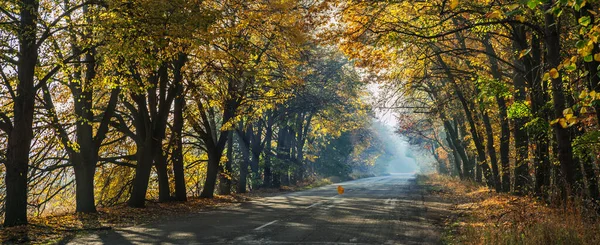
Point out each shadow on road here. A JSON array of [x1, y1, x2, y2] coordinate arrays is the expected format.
[[64, 175, 454, 245]]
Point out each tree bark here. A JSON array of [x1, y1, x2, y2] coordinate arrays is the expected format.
[[172, 55, 187, 201], [263, 116, 274, 188], [219, 131, 234, 195], [155, 151, 171, 202], [172, 90, 187, 201], [237, 125, 251, 194], [545, 1, 577, 198], [128, 140, 154, 208], [126, 62, 177, 207], [434, 50, 495, 187], [481, 109, 501, 192], [202, 148, 222, 198], [445, 130, 463, 179], [250, 122, 264, 190], [4, 0, 39, 227], [482, 36, 512, 192], [511, 24, 531, 194]]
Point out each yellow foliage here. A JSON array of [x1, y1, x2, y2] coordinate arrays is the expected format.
[[549, 68, 560, 79]]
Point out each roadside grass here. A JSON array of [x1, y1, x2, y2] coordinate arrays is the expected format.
[[418, 174, 600, 245]]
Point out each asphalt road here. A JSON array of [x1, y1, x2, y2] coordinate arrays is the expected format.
[[65, 174, 450, 245]]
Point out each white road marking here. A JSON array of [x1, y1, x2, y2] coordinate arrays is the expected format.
[[305, 202, 323, 209], [305, 195, 342, 209], [254, 220, 278, 231]]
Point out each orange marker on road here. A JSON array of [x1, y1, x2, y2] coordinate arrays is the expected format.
[[337, 185, 345, 195]]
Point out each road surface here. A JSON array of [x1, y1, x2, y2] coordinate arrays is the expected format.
[[64, 174, 451, 245]]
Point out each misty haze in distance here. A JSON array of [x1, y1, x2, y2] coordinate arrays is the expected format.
[[371, 120, 419, 174]]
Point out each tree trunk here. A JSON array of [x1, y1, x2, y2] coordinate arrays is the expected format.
[[172, 55, 187, 201], [263, 118, 274, 188], [481, 106, 501, 192], [511, 25, 531, 194], [434, 50, 494, 187], [73, 159, 97, 213], [545, 1, 576, 198], [237, 126, 251, 194], [274, 125, 290, 188], [4, 0, 39, 227], [475, 160, 483, 183], [128, 141, 154, 208], [482, 36, 511, 192], [250, 155, 260, 190], [172, 100, 187, 201], [444, 127, 463, 179], [250, 123, 263, 190], [526, 37, 551, 197], [201, 149, 222, 198], [155, 151, 171, 202], [446, 119, 472, 179], [583, 158, 600, 200], [219, 131, 234, 195]]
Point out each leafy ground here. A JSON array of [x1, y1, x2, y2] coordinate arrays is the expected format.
[[418, 174, 600, 245]]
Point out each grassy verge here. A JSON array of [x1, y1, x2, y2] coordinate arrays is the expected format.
[[418, 174, 600, 245]]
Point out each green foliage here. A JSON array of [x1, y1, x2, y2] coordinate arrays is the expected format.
[[573, 131, 600, 158], [524, 117, 549, 136], [507, 101, 532, 119]]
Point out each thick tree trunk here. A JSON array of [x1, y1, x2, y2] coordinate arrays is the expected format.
[[4, 0, 39, 227], [72, 46, 98, 213], [172, 56, 187, 201], [155, 151, 171, 202], [73, 159, 97, 213], [128, 141, 154, 208], [172, 99, 187, 201], [545, 2, 576, 198], [201, 149, 222, 198]]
